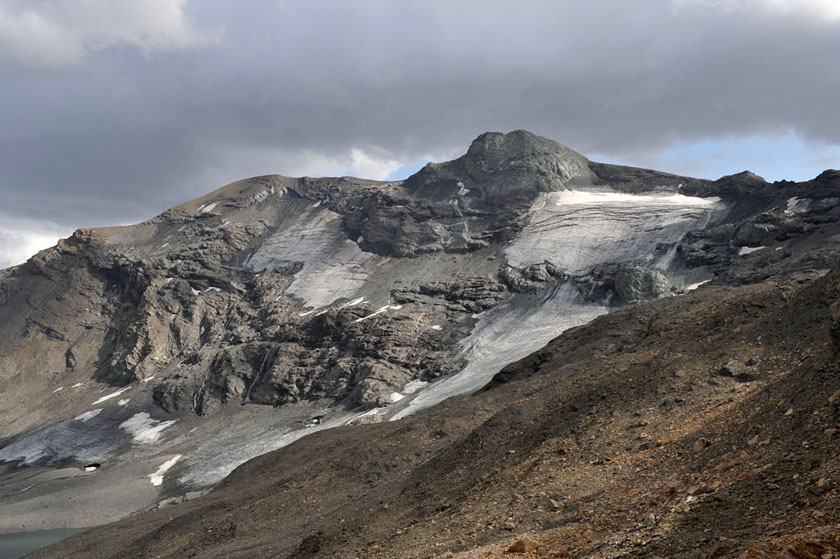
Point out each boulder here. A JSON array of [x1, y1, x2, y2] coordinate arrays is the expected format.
[[614, 262, 672, 303], [507, 538, 540, 553]]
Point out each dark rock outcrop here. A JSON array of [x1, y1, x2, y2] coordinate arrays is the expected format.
[[577, 261, 673, 304]]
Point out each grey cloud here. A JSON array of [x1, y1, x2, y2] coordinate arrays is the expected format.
[[1, 0, 839, 242], [0, 0, 219, 69]]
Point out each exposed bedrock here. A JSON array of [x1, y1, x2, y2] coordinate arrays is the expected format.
[[576, 261, 674, 304]]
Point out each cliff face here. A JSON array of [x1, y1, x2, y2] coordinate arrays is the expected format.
[[1, 131, 839, 540]]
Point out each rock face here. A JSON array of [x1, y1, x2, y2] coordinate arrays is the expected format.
[[614, 262, 673, 303], [1, 130, 840, 538]]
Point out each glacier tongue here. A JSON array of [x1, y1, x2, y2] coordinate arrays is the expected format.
[[390, 283, 605, 420]]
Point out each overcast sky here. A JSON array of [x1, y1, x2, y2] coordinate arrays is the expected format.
[[1, 0, 839, 267]]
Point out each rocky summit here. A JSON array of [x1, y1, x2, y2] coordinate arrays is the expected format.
[[1, 131, 839, 558]]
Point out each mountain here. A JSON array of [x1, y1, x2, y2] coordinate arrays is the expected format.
[[1, 131, 839, 558]]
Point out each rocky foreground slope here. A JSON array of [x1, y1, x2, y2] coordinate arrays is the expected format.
[[1, 131, 839, 557]]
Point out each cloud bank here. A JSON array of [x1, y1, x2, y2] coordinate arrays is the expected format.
[[0, 0, 219, 68], [672, 0, 840, 21], [0, 0, 838, 267]]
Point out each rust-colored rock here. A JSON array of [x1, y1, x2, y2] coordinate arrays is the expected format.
[[507, 538, 540, 553]]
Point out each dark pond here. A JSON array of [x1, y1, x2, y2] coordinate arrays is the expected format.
[[0, 528, 82, 558]]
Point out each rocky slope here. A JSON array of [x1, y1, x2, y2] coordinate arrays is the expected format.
[[0, 131, 838, 553]]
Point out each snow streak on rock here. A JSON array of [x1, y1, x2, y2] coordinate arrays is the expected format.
[[247, 206, 385, 307]]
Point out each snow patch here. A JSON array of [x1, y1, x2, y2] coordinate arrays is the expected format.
[[71, 382, 84, 388], [117, 398, 131, 406], [339, 297, 366, 309], [456, 181, 470, 196], [430, 325, 443, 331], [785, 197, 805, 214], [738, 246, 766, 256], [200, 202, 217, 214], [354, 304, 403, 323], [246, 207, 385, 307], [75, 409, 103, 422], [402, 380, 428, 394], [190, 288, 201, 296], [387, 392, 404, 403], [685, 279, 711, 291], [204, 287, 221, 293], [149, 455, 182, 486], [120, 412, 178, 444], [52, 387, 64, 393], [92, 386, 131, 405]]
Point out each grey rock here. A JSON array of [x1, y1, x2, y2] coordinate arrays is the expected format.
[[499, 262, 566, 293], [578, 261, 672, 304], [614, 263, 672, 303], [717, 359, 759, 382]]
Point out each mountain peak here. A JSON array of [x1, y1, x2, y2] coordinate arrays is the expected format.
[[405, 130, 595, 202], [465, 129, 578, 160], [717, 170, 767, 184]]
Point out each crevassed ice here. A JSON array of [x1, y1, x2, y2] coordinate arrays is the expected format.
[[505, 190, 723, 272], [114, 188, 728, 491]]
